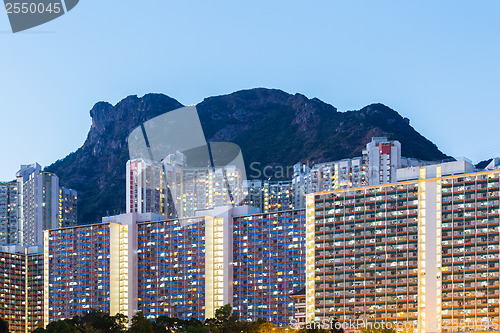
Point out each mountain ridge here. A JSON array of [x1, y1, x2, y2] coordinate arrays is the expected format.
[[46, 88, 449, 223]]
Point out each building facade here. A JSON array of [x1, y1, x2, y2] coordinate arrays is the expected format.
[[306, 181, 420, 326], [137, 216, 208, 319], [27, 249, 44, 332], [363, 137, 401, 186], [45, 222, 118, 322], [232, 209, 306, 325], [44, 209, 238, 324], [291, 137, 405, 210], [440, 171, 500, 331], [127, 157, 245, 219], [43, 206, 306, 326], [306, 163, 500, 333], [0, 181, 19, 245], [126, 159, 166, 216], [135, 206, 255, 320], [43, 212, 153, 323], [17, 163, 60, 246], [127, 138, 411, 218], [242, 180, 294, 214], [58, 187, 78, 228], [181, 166, 244, 217], [0, 164, 79, 247], [0, 245, 43, 333]]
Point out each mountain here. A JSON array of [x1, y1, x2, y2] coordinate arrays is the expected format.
[[46, 94, 183, 224], [46, 88, 448, 224], [476, 159, 493, 170]]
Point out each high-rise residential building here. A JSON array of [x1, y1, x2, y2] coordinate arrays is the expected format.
[[242, 180, 265, 210], [163, 151, 186, 218], [44, 213, 160, 323], [44, 210, 228, 323], [128, 138, 409, 217], [306, 157, 366, 194], [181, 166, 244, 217], [242, 180, 294, 213], [10, 164, 79, 246], [126, 159, 166, 216], [0, 245, 44, 333], [127, 155, 245, 219], [305, 161, 500, 333], [265, 181, 294, 212], [45, 222, 119, 322], [308, 162, 335, 194], [306, 180, 420, 326], [44, 206, 309, 326], [292, 164, 311, 209], [17, 164, 60, 246], [136, 206, 256, 320], [27, 248, 44, 332], [0, 181, 19, 245], [37, 157, 500, 331], [58, 187, 78, 228], [363, 137, 401, 186], [137, 216, 208, 319], [232, 209, 305, 325], [290, 137, 404, 209]]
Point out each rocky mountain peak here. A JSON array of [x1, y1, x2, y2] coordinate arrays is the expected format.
[[46, 88, 448, 224]]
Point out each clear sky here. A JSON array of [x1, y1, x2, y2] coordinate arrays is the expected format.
[[1, 1, 499, 180]]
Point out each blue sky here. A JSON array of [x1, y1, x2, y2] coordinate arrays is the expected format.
[[1, 1, 499, 180]]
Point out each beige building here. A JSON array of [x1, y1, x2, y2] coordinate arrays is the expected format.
[[306, 161, 500, 333]]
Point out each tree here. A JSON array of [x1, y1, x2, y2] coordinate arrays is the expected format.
[[0, 318, 8, 333], [185, 325, 210, 333], [43, 319, 78, 333], [247, 319, 275, 333], [298, 318, 344, 333], [73, 309, 128, 333], [205, 304, 240, 333], [154, 315, 183, 333], [33, 310, 128, 333], [129, 312, 154, 333], [153, 316, 208, 333]]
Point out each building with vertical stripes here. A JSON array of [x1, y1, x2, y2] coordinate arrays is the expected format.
[[0, 181, 19, 245], [137, 216, 208, 319], [43, 213, 149, 323], [305, 161, 500, 333], [0, 245, 43, 333], [43, 206, 306, 327], [232, 209, 305, 325], [35, 158, 500, 333], [58, 187, 78, 228]]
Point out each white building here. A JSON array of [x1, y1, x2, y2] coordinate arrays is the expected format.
[[0, 181, 19, 245], [397, 159, 476, 182], [291, 163, 310, 210], [127, 153, 245, 219], [126, 159, 166, 216], [291, 137, 403, 207], [16, 163, 60, 246], [363, 136, 401, 185]]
